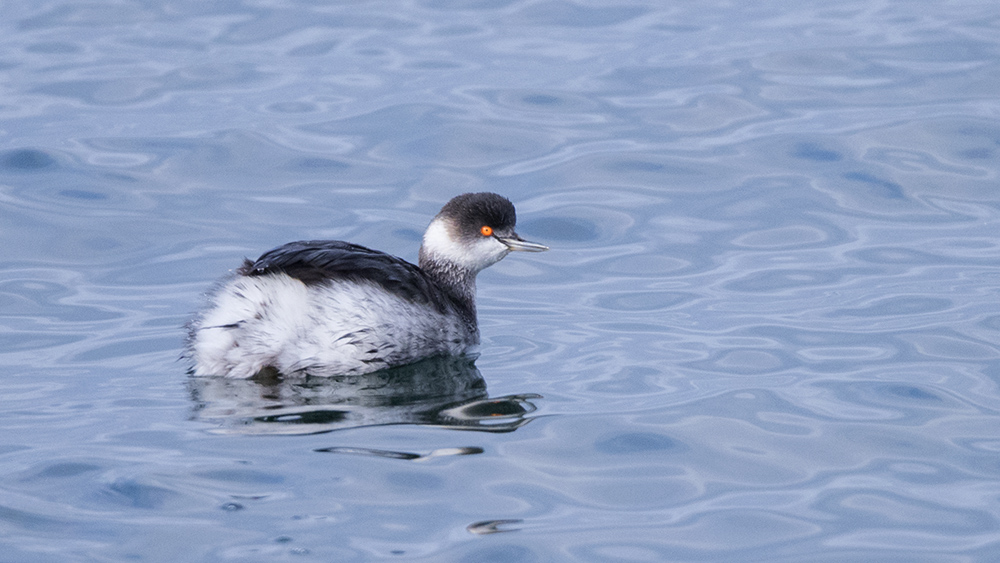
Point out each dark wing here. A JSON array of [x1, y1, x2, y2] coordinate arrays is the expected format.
[[238, 240, 453, 314]]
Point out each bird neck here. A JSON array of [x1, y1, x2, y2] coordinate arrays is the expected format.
[[419, 248, 478, 320]]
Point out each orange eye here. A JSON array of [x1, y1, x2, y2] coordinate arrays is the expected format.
[[480, 225, 493, 236]]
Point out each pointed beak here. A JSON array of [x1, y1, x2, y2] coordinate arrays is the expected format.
[[498, 233, 549, 252]]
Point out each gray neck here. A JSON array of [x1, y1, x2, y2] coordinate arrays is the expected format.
[[418, 248, 478, 327]]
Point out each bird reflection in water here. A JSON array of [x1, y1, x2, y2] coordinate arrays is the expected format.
[[187, 355, 539, 436]]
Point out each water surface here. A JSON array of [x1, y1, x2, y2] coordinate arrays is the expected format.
[[2, 0, 1000, 561]]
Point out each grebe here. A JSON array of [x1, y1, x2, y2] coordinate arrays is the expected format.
[[185, 192, 547, 378]]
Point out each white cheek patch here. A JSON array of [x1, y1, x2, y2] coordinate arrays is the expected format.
[[422, 218, 508, 272]]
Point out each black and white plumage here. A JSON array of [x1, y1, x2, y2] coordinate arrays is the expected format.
[[185, 192, 548, 378]]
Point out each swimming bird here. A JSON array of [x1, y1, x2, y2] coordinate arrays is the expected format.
[[185, 192, 547, 378]]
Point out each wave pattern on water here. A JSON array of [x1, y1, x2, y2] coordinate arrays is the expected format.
[[1, 0, 1000, 560]]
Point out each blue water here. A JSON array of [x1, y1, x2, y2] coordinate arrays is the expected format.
[[2, 0, 1000, 560]]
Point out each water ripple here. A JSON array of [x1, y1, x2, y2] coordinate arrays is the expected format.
[[3, 0, 1000, 560]]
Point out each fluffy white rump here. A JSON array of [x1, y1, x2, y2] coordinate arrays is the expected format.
[[188, 273, 472, 378]]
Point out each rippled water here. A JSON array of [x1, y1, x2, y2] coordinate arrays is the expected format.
[[3, 0, 1000, 561]]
